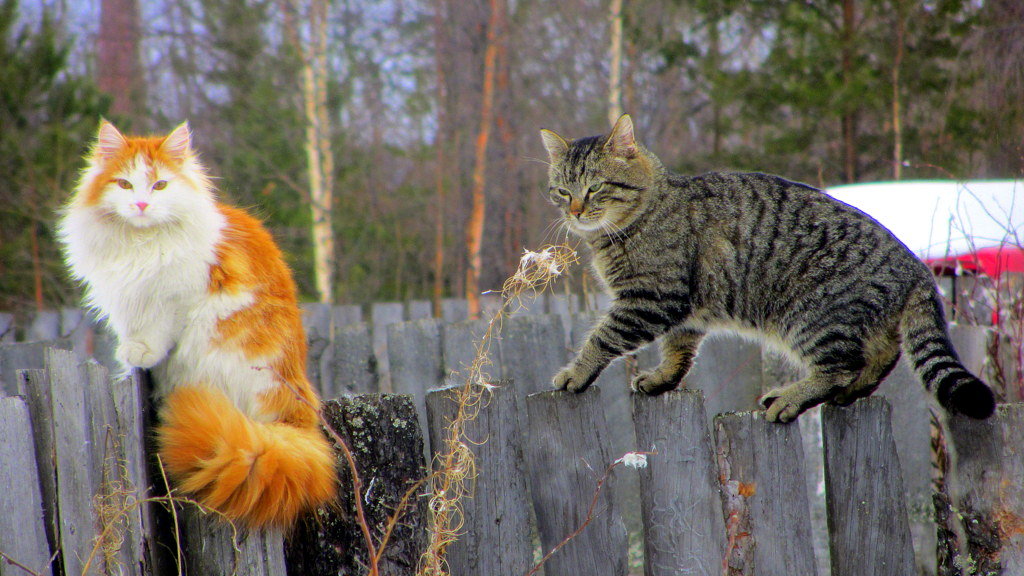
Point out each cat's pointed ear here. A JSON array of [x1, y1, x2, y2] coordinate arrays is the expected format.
[[605, 114, 638, 159], [96, 119, 128, 159], [540, 129, 569, 164], [161, 121, 193, 160]]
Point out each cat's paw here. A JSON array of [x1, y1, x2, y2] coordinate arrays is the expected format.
[[553, 364, 596, 393], [116, 339, 164, 369], [760, 385, 806, 423], [630, 369, 681, 395]]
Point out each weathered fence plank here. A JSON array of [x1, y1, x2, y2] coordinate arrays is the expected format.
[[440, 318, 490, 383], [302, 302, 334, 391], [47, 348, 98, 576], [939, 403, 1024, 575], [28, 311, 60, 342], [333, 304, 364, 328], [407, 299, 433, 320], [0, 313, 14, 343], [822, 398, 916, 576], [425, 383, 534, 576], [687, 336, 764, 422], [15, 369, 59, 558], [632, 390, 726, 576], [0, 395, 54, 576], [388, 319, 444, 441], [441, 298, 469, 323], [524, 389, 629, 576], [371, 302, 405, 391], [715, 412, 818, 576], [327, 322, 378, 397], [0, 340, 71, 396], [179, 513, 286, 576], [499, 314, 568, 397], [287, 394, 428, 575]]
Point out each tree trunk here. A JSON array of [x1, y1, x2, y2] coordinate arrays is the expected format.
[[98, 0, 144, 125], [607, 0, 624, 127], [295, 0, 335, 303], [891, 0, 905, 180], [841, 0, 858, 183], [465, 0, 503, 318]]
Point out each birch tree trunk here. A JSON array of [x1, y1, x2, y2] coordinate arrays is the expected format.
[[607, 0, 624, 127], [286, 0, 335, 303], [465, 0, 503, 318]]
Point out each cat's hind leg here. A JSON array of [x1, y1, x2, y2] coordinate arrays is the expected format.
[[631, 327, 704, 395], [761, 368, 862, 423], [830, 332, 901, 406]]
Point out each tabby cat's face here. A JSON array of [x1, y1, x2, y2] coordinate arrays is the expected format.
[[541, 115, 655, 236]]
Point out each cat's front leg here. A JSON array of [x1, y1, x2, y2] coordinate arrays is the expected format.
[[113, 314, 178, 369], [554, 301, 672, 393]]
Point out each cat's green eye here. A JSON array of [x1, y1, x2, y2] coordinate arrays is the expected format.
[[116, 179, 132, 190], [153, 180, 168, 191], [551, 188, 571, 200], [588, 182, 604, 195]]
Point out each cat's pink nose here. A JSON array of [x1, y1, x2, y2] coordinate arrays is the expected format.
[[135, 201, 149, 212]]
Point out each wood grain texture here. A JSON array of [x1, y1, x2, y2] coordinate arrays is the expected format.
[[524, 389, 629, 576], [180, 513, 286, 576], [715, 411, 817, 576], [328, 322, 378, 397], [632, 390, 726, 576], [425, 383, 533, 576], [388, 318, 444, 439], [0, 395, 54, 576], [499, 314, 568, 396], [440, 318, 490, 384], [822, 397, 915, 576]]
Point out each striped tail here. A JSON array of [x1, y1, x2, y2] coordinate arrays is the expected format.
[[900, 287, 995, 419]]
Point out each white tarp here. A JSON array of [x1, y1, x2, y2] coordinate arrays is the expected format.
[[826, 180, 1023, 259]]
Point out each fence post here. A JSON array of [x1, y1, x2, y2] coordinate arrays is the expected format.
[[0, 395, 54, 576], [302, 302, 334, 393], [328, 322, 378, 397], [440, 318, 490, 383], [0, 313, 14, 343], [632, 390, 726, 576], [179, 514, 286, 576], [287, 394, 428, 575], [14, 369, 58, 558], [370, 302, 406, 391], [524, 389, 629, 576], [1, 340, 72, 396], [938, 403, 1024, 575], [714, 412, 818, 576], [821, 398, 916, 576], [424, 383, 533, 576]]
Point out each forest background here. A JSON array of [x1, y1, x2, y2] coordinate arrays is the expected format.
[[1, 0, 1022, 317]]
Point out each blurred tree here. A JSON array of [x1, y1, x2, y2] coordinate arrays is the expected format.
[[0, 0, 108, 313], [97, 0, 144, 127]]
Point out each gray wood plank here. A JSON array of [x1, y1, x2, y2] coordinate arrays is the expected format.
[[287, 394, 428, 575], [822, 398, 916, 576], [302, 302, 334, 393], [498, 314, 568, 396], [687, 336, 764, 423], [441, 298, 469, 323], [370, 302, 405, 391], [1, 340, 71, 396], [388, 318, 444, 444], [407, 299, 433, 320], [328, 322, 378, 397], [28, 311, 60, 342], [632, 390, 726, 576], [332, 304, 363, 328], [0, 396, 54, 576], [46, 347, 98, 576], [111, 369, 157, 576], [180, 513, 286, 576], [715, 412, 817, 576], [15, 369, 59, 558], [440, 318, 491, 384], [524, 389, 629, 576], [0, 313, 14, 343], [425, 383, 533, 576]]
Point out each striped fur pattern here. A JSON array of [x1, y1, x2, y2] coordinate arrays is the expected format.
[[58, 121, 337, 528], [541, 115, 995, 422]]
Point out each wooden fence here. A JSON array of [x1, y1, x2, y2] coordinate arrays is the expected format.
[[1, 301, 1022, 576]]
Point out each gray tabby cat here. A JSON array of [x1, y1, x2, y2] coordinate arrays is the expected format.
[[541, 114, 995, 423]]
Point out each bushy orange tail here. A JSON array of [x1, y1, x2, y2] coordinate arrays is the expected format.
[[157, 386, 337, 529]]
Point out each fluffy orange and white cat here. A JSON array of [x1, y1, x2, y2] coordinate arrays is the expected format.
[[58, 120, 337, 529]]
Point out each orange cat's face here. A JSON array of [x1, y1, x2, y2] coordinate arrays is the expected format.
[[79, 121, 210, 228]]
